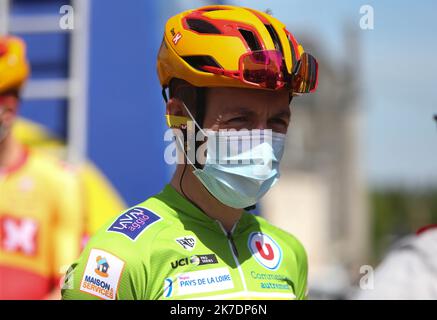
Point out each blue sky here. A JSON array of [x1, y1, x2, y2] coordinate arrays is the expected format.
[[166, 0, 437, 188]]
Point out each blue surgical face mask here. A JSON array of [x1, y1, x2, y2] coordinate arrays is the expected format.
[[178, 104, 286, 209]]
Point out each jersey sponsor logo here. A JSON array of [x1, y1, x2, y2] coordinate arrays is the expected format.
[[80, 249, 125, 300], [190, 254, 218, 267], [170, 254, 218, 269], [107, 207, 161, 241], [172, 32, 182, 45], [95, 256, 110, 278], [248, 232, 282, 271], [163, 267, 234, 298], [175, 236, 196, 251], [164, 278, 174, 298], [250, 271, 294, 292], [171, 257, 190, 269], [0, 216, 38, 256]]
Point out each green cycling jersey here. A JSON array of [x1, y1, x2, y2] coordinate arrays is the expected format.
[[62, 184, 308, 300]]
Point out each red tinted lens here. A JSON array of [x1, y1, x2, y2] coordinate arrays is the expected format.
[[291, 53, 319, 93], [240, 50, 286, 90]]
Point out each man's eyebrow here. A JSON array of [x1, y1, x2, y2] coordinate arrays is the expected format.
[[220, 106, 291, 119], [223, 106, 258, 116]]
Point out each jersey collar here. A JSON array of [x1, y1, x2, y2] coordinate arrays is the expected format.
[[157, 184, 255, 235]]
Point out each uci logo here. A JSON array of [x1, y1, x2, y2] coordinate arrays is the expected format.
[[171, 257, 190, 269], [248, 232, 282, 270]]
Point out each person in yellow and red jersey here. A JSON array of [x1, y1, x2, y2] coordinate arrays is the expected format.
[[11, 118, 127, 250], [0, 36, 84, 300]]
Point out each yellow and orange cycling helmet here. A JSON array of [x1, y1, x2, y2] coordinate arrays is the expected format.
[[157, 5, 318, 97], [0, 36, 30, 95]]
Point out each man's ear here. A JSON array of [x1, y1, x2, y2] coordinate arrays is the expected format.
[[166, 98, 190, 129]]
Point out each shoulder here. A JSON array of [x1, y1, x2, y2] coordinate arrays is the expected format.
[[86, 195, 178, 256], [416, 224, 437, 236], [27, 149, 78, 181], [390, 225, 437, 253], [378, 228, 437, 274], [252, 214, 307, 259]]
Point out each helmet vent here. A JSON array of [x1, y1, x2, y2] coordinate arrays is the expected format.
[[264, 24, 284, 56], [238, 29, 262, 51], [285, 31, 298, 70], [182, 55, 222, 72], [186, 18, 221, 34]]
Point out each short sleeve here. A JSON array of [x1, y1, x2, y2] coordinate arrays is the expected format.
[[61, 233, 147, 300]]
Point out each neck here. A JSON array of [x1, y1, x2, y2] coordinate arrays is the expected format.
[[171, 164, 244, 233], [0, 134, 23, 170]]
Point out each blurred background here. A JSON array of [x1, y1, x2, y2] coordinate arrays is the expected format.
[[1, 0, 436, 299]]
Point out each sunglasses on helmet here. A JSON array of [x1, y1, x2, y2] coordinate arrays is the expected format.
[[201, 49, 318, 94]]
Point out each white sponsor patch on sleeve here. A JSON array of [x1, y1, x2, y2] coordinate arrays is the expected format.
[[80, 248, 125, 300]]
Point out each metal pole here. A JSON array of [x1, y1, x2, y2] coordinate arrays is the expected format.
[[0, 0, 10, 35], [68, 0, 90, 164]]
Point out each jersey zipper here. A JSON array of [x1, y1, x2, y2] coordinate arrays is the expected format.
[[216, 221, 248, 293], [226, 231, 239, 258]]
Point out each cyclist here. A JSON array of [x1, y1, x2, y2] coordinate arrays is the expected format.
[[62, 5, 318, 300], [0, 36, 84, 299]]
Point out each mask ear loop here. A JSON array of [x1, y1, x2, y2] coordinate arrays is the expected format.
[[171, 109, 197, 204], [174, 126, 197, 170], [163, 84, 206, 167], [174, 101, 209, 205], [181, 101, 206, 136], [180, 100, 213, 171], [164, 85, 210, 206]]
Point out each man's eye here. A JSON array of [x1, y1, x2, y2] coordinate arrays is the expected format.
[[270, 118, 288, 126], [228, 116, 247, 123]]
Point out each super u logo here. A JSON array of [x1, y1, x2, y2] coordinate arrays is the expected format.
[[248, 232, 282, 270]]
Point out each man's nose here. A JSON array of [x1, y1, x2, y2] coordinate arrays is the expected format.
[[252, 119, 268, 130]]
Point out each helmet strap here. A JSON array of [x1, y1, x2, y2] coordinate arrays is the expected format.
[[161, 86, 169, 103]]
